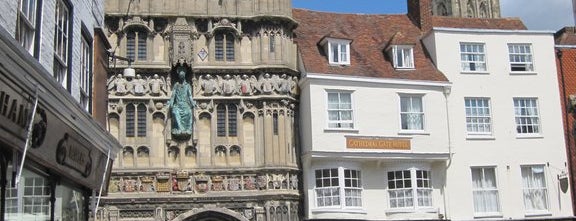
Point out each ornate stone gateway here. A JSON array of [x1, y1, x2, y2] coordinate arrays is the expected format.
[[99, 0, 300, 220]]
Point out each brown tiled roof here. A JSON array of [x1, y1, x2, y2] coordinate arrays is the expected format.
[[293, 8, 448, 82], [431, 16, 527, 30], [556, 27, 576, 45]]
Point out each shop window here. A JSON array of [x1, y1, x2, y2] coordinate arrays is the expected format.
[[5, 167, 51, 220]]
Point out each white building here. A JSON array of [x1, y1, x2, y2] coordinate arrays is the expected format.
[[295, 9, 452, 220], [295, 0, 574, 220], [423, 27, 573, 220]]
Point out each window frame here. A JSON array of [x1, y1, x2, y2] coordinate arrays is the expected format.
[[391, 45, 415, 69], [17, 0, 42, 57], [125, 103, 147, 137], [470, 166, 502, 217], [520, 165, 550, 215], [508, 43, 534, 73], [80, 26, 93, 112], [125, 28, 148, 62], [326, 90, 354, 130], [513, 97, 540, 136], [217, 103, 238, 137], [399, 94, 425, 132], [464, 97, 492, 136], [460, 42, 487, 72], [53, 0, 71, 90], [324, 38, 351, 66], [214, 32, 235, 62], [386, 168, 433, 211], [314, 167, 363, 210]]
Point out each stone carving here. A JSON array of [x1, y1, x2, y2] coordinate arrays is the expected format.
[[194, 174, 210, 194], [107, 74, 128, 95], [148, 74, 168, 96], [108, 173, 298, 194], [168, 66, 197, 139], [131, 74, 148, 95], [195, 73, 298, 97], [239, 74, 257, 95], [290, 174, 298, 190], [244, 176, 256, 190], [201, 74, 219, 95], [258, 73, 274, 94], [228, 177, 241, 191], [220, 74, 237, 95]]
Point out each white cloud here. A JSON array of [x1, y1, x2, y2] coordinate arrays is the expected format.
[[501, 0, 574, 31]]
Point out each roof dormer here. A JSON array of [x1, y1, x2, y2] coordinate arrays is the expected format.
[[320, 37, 352, 66]]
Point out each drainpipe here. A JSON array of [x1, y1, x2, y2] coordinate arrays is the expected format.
[[442, 85, 452, 220]]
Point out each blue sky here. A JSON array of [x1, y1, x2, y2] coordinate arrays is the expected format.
[[292, 0, 574, 31], [292, 0, 406, 14]]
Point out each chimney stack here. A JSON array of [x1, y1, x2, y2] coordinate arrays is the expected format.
[[408, 0, 433, 32]]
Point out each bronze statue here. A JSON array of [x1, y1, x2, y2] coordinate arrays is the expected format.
[[168, 66, 196, 139]]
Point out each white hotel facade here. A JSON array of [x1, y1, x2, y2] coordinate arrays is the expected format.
[[295, 4, 574, 221], [423, 27, 573, 220]]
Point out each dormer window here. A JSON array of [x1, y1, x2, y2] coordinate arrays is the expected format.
[[391, 45, 414, 69], [322, 38, 351, 65]]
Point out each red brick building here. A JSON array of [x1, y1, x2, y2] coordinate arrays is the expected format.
[[555, 26, 576, 215]]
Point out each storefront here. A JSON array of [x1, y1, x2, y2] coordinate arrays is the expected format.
[[0, 26, 121, 220]]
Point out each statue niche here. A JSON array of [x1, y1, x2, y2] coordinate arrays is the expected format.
[[168, 63, 197, 140]]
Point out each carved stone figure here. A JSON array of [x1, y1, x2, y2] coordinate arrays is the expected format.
[[201, 74, 219, 95], [148, 74, 167, 96], [107, 74, 128, 95], [220, 74, 237, 95], [168, 66, 197, 138], [259, 73, 274, 94], [239, 74, 256, 95], [131, 74, 148, 95], [277, 74, 291, 94]]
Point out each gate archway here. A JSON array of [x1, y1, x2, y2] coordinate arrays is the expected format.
[[173, 207, 249, 221]]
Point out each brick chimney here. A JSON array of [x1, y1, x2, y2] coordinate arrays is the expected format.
[[408, 0, 433, 32]]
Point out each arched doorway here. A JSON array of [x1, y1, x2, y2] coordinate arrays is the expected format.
[[173, 207, 248, 221], [185, 211, 239, 221]]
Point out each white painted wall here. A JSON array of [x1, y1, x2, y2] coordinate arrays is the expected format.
[[423, 28, 573, 220], [300, 74, 452, 220]]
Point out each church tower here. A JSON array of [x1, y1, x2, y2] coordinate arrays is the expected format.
[[98, 0, 300, 220], [432, 0, 501, 18]]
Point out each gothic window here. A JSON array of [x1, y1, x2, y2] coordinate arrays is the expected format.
[[126, 28, 148, 61], [273, 113, 279, 135], [126, 104, 135, 137], [217, 104, 238, 137], [126, 103, 147, 137], [215, 32, 235, 61], [270, 33, 276, 53], [137, 104, 146, 137]]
